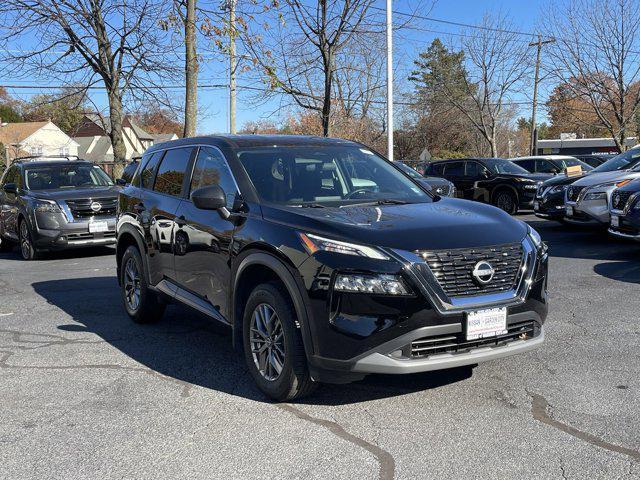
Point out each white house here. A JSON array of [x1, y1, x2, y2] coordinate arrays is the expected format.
[[0, 121, 79, 166], [73, 114, 154, 162]]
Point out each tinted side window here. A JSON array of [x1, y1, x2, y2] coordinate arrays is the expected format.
[[430, 163, 445, 175], [536, 160, 556, 173], [444, 162, 464, 176], [138, 151, 163, 189], [465, 162, 482, 177], [153, 148, 193, 197], [516, 159, 535, 172], [190, 147, 238, 208]]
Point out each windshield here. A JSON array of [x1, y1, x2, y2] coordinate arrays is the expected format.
[[394, 161, 422, 179], [24, 164, 113, 191], [554, 158, 593, 170], [593, 149, 640, 173], [486, 160, 530, 175], [238, 146, 432, 206]]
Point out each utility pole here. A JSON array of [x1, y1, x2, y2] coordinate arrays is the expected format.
[[529, 35, 555, 155], [386, 0, 393, 161], [229, 0, 237, 134]]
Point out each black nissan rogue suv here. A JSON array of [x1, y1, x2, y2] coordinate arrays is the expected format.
[[0, 159, 118, 260], [116, 136, 548, 400]]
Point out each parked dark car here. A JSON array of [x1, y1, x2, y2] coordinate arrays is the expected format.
[[511, 155, 592, 175], [574, 154, 616, 168], [116, 135, 548, 400], [0, 160, 118, 259], [424, 158, 551, 214], [609, 178, 640, 240], [393, 161, 456, 197], [534, 148, 640, 221]]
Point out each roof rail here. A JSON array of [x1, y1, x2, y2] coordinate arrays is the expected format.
[[13, 155, 83, 163]]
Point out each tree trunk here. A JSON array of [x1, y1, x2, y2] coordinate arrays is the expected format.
[[320, 47, 333, 137], [183, 0, 198, 138], [108, 90, 127, 165], [489, 130, 498, 157]]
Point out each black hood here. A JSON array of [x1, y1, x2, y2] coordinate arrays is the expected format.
[[27, 186, 119, 201], [500, 172, 552, 182], [421, 176, 452, 188], [262, 198, 528, 251], [540, 173, 588, 188]]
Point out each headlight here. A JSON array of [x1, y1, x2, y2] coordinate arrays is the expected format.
[[583, 192, 607, 201], [523, 184, 538, 190], [334, 273, 410, 295], [527, 225, 542, 248], [299, 232, 389, 260], [34, 199, 62, 213], [549, 185, 566, 194]]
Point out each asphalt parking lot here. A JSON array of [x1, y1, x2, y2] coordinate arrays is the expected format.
[[0, 213, 638, 479]]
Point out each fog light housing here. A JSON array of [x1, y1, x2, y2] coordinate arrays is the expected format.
[[334, 274, 410, 295]]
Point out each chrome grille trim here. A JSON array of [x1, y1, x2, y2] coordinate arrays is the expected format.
[[389, 238, 536, 315]]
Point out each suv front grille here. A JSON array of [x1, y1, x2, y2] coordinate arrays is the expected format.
[[611, 190, 633, 210], [415, 243, 524, 298], [567, 185, 586, 202], [65, 197, 117, 219], [410, 321, 536, 358]]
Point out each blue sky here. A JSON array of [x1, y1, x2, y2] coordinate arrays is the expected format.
[[0, 0, 547, 134]]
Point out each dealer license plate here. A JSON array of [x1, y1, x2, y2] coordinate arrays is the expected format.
[[611, 215, 619, 228], [466, 308, 507, 341], [565, 206, 574, 216], [88, 221, 109, 233]]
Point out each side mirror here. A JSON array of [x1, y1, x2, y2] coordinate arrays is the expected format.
[[482, 170, 491, 178], [116, 178, 127, 186], [3, 183, 17, 194], [191, 185, 230, 218]]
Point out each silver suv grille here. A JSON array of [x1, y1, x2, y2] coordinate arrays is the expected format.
[[415, 243, 524, 298], [567, 185, 586, 202], [611, 190, 633, 210], [65, 197, 118, 219]]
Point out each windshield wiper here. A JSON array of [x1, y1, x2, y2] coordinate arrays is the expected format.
[[295, 203, 326, 208], [340, 199, 409, 208]]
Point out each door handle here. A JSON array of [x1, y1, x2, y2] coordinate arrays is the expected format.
[[133, 202, 146, 213], [175, 215, 187, 227]]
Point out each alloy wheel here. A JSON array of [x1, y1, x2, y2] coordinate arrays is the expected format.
[[123, 257, 141, 312], [249, 303, 286, 381], [20, 222, 32, 259], [496, 193, 514, 213]]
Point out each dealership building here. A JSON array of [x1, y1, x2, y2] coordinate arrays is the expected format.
[[536, 135, 637, 155]]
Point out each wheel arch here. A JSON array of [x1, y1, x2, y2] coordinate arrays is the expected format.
[[231, 248, 314, 358], [116, 224, 149, 286]]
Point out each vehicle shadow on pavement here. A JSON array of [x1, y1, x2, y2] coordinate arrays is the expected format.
[[33, 276, 472, 405], [525, 218, 640, 262], [593, 261, 640, 284], [0, 245, 115, 262]]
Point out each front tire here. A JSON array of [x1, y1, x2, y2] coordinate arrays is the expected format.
[[243, 282, 316, 401], [19, 219, 39, 260], [120, 245, 165, 324], [492, 190, 518, 215]]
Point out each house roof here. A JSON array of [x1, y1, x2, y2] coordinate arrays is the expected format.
[[79, 113, 154, 140], [0, 121, 49, 145], [151, 133, 179, 144]]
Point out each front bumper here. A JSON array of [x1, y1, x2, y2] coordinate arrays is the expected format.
[[300, 238, 548, 383], [32, 214, 117, 250], [608, 208, 640, 241], [564, 199, 609, 225], [534, 194, 565, 219]]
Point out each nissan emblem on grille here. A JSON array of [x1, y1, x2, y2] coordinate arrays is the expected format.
[[90, 202, 102, 212], [472, 261, 495, 284]]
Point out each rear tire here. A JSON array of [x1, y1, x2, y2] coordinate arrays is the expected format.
[[19, 219, 39, 260], [243, 282, 316, 401], [120, 245, 165, 324], [492, 190, 518, 215]]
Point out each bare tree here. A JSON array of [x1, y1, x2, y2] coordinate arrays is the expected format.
[[240, 0, 377, 137], [544, 0, 640, 152], [425, 14, 530, 157], [0, 0, 175, 164], [173, 0, 199, 137]]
